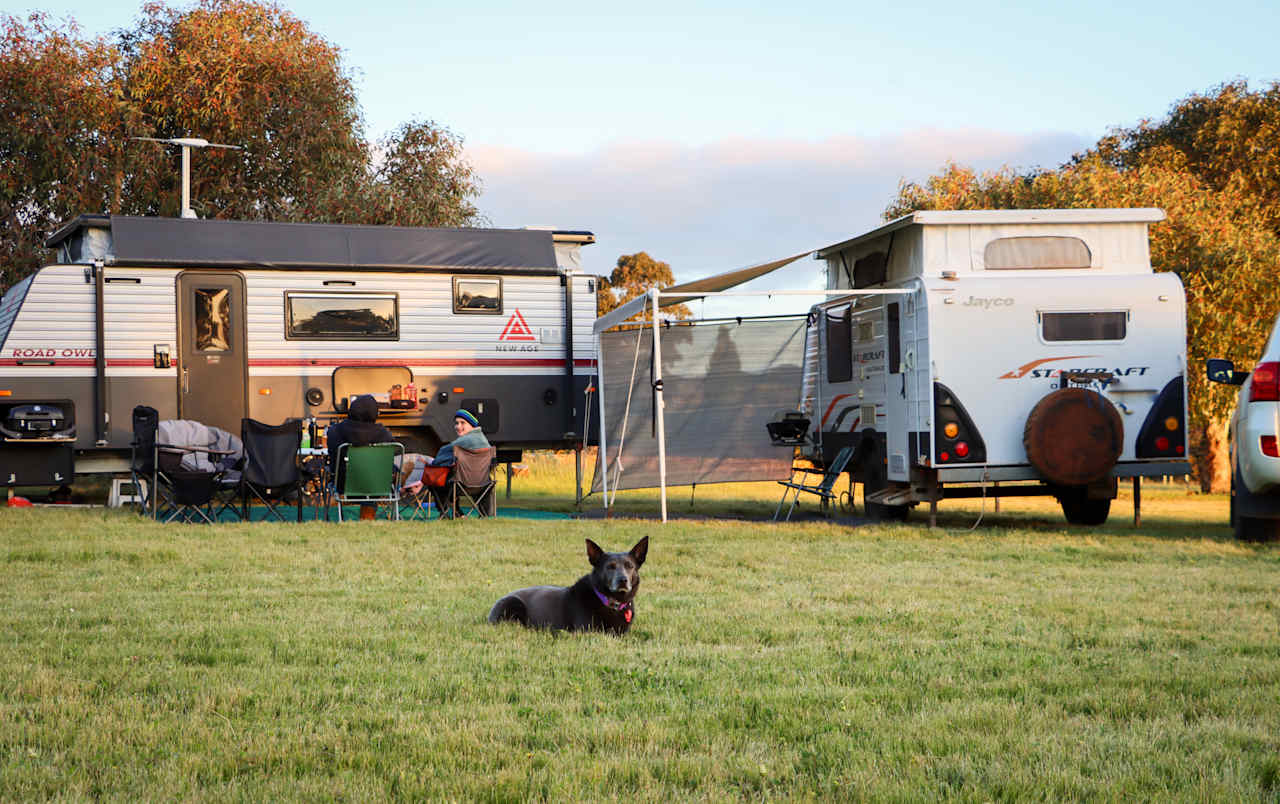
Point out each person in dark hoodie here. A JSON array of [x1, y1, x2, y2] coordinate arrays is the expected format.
[[325, 394, 394, 475]]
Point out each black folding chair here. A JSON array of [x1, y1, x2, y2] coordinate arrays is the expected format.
[[240, 418, 304, 522], [444, 446, 497, 518], [159, 465, 222, 524], [129, 405, 159, 514], [132, 407, 233, 523], [774, 445, 854, 521]]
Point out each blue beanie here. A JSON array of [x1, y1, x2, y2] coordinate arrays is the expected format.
[[454, 409, 480, 428]]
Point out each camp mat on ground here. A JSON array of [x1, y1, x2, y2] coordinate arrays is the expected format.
[[194, 505, 571, 522]]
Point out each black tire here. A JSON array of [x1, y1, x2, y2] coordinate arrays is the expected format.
[[1235, 514, 1280, 542], [861, 450, 909, 521], [1231, 460, 1280, 541], [1058, 488, 1111, 525], [1229, 471, 1236, 528]]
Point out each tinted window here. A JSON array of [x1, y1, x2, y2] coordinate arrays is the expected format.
[[454, 277, 502, 314], [887, 303, 901, 374], [286, 292, 398, 339], [854, 251, 887, 287], [1042, 311, 1126, 341], [826, 305, 852, 383]]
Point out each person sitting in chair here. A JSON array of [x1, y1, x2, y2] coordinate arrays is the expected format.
[[431, 409, 490, 467], [325, 394, 393, 475], [402, 410, 490, 496]]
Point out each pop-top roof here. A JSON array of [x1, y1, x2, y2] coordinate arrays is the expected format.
[[814, 208, 1165, 259], [45, 215, 593, 274]]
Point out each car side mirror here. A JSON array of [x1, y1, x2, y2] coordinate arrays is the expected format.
[[1206, 358, 1248, 385]]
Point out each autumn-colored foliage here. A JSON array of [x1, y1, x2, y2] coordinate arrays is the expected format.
[[597, 251, 692, 324], [886, 82, 1280, 491], [0, 2, 480, 292]]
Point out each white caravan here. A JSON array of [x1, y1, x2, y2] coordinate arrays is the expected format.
[[799, 209, 1190, 525], [0, 215, 597, 487]]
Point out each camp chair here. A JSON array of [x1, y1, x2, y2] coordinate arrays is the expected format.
[[331, 442, 404, 521], [240, 418, 304, 522], [398, 457, 449, 520], [443, 446, 497, 519], [129, 405, 159, 514], [774, 445, 854, 522], [159, 466, 222, 524], [132, 409, 237, 523]]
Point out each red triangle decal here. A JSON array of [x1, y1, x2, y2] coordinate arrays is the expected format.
[[500, 309, 537, 341]]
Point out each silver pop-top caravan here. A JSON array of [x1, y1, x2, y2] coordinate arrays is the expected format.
[[0, 215, 596, 486], [798, 208, 1190, 525]]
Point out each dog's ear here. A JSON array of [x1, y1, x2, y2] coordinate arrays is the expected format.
[[629, 536, 648, 567], [585, 539, 605, 566]]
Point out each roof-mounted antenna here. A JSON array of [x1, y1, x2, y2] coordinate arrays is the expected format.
[[131, 136, 242, 219]]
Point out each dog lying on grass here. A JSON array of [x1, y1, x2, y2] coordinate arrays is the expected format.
[[487, 537, 648, 634]]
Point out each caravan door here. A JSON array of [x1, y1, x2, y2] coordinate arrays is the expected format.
[[176, 272, 248, 434], [883, 292, 920, 481]]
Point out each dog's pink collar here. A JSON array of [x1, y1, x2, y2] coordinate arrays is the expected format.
[[594, 587, 633, 622]]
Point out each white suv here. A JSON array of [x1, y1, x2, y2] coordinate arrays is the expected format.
[[1208, 317, 1280, 541]]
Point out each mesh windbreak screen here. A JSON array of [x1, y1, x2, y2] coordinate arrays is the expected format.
[[591, 318, 806, 493]]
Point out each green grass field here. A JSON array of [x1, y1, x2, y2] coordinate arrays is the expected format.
[[2, 469, 1279, 800]]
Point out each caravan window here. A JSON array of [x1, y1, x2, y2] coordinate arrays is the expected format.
[[825, 305, 853, 383], [1041, 311, 1127, 342], [984, 237, 1091, 270], [194, 288, 232, 352], [453, 277, 503, 314], [285, 292, 399, 339]]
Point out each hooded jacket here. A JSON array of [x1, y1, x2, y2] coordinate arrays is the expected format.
[[326, 394, 394, 472]]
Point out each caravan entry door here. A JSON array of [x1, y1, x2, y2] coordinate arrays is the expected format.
[[177, 272, 248, 434]]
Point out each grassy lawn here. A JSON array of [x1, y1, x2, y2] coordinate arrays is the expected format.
[[2, 470, 1279, 800]]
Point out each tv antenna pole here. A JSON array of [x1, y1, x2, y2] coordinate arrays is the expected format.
[[131, 136, 242, 218]]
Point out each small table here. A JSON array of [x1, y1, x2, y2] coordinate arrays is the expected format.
[[297, 447, 329, 513]]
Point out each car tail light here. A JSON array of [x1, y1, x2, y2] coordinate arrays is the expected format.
[[1250, 362, 1280, 402], [954, 441, 970, 458], [1262, 436, 1279, 457]]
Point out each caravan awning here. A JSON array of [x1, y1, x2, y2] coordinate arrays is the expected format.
[[658, 251, 811, 306], [46, 215, 575, 274]]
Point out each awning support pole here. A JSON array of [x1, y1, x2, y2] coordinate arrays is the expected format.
[[651, 289, 667, 523], [597, 336, 610, 513]]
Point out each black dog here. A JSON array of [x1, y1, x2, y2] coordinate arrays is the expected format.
[[487, 537, 648, 633]]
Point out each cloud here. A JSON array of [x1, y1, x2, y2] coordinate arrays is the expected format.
[[468, 128, 1089, 295]]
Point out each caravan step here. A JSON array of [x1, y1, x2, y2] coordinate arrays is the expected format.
[[863, 485, 922, 507]]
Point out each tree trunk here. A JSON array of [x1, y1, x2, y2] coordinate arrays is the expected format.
[[1192, 416, 1231, 493]]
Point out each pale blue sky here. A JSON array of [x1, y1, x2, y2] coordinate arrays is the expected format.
[[13, 0, 1280, 310]]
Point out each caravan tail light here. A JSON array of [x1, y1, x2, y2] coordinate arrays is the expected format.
[[1249, 362, 1280, 402], [933, 383, 987, 465], [1262, 436, 1279, 458], [1136, 377, 1186, 458]]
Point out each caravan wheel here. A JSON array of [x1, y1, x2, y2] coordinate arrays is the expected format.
[[1057, 488, 1111, 526], [861, 450, 908, 521]]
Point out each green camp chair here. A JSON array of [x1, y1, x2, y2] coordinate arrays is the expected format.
[[331, 442, 404, 521], [774, 445, 854, 521]]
